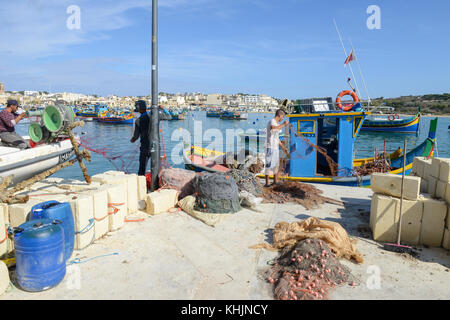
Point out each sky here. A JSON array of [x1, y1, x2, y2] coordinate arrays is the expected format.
[[0, 0, 449, 100]]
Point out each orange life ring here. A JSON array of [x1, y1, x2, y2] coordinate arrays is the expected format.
[[336, 90, 359, 111], [388, 115, 395, 121]]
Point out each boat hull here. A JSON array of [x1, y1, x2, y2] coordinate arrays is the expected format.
[[0, 139, 75, 186], [361, 114, 420, 133]]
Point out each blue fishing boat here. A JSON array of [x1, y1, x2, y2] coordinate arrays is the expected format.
[[97, 110, 134, 125], [184, 109, 437, 187], [220, 111, 248, 120], [76, 104, 108, 119], [206, 109, 222, 118], [361, 109, 420, 133]]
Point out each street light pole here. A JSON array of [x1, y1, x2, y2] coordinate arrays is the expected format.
[[150, 0, 160, 191]]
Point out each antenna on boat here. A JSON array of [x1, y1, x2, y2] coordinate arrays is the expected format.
[[349, 39, 372, 106], [333, 19, 362, 102], [150, 0, 160, 191]]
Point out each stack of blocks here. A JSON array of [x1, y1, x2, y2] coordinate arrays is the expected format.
[[0, 171, 149, 260], [370, 157, 450, 250]]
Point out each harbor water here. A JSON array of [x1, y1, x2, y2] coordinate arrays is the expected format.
[[16, 113, 450, 180]]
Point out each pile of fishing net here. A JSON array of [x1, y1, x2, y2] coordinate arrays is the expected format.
[[253, 217, 364, 263], [217, 150, 265, 174], [352, 159, 392, 176], [265, 238, 359, 300], [227, 169, 264, 197], [262, 181, 343, 210], [159, 168, 197, 199], [192, 172, 241, 214]]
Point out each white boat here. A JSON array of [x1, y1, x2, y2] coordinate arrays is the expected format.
[[0, 137, 75, 186]]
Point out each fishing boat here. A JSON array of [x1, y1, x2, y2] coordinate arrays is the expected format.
[[361, 108, 421, 133], [184, 110, 437, 187], [97, 112, 134, 125], [206, 109, 222, 118], [0, 137, 75, 186], [76, 104, 108, 119], [168, 110, 186, 120], [220, 111, 248, 120]]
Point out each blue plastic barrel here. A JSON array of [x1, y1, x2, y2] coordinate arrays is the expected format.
[[29, 201, 74, 261], [14, 219, 66, 292]]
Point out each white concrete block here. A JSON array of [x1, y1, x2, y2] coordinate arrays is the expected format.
[[412, 157, 427, 178], [442, 228, 450, 250], [146, 189, 179, 215], [104, 184, 126, 232], [7, 199, 42, 228], [124, 174, 138, 215], [430, 157, 444, 179], [446, 182, 450, 204], [0, 261, 9, 297], [137, 175, 147, 201], [399, 198, 424, 245], [69, 194, 95, 250], [370, 194, 423, 245], [420, 195, 447, 247], [436, 180, 447, 200], [439, 159, 450, 182], [92, 174, 128, 215], [420, 179, 428, 194], [57, 179, 101, 192], [77, 187, 109, 240], [427, 176, 438, 198], [423, 161, 433, 180], [371, 173, 421, 201]]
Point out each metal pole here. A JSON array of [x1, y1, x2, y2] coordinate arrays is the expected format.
[[150, 0, 160, 191]]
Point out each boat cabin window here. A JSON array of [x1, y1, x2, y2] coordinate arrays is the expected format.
[[316, 118, 339, 176]]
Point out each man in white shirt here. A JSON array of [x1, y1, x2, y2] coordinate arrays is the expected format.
[[265, 109, 289, 187]]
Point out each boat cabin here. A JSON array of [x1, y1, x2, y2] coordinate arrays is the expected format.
[[287, 110, 370, 178]]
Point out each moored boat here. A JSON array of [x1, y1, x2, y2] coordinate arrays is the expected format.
[[183, 110, 437, 187], [361, 109, 421, 133], [97, 112, 134, 125], [0, 138, 75, 186], [220, 111, 248, 120]]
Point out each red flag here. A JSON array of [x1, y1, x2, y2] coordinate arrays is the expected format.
[[344, 50, 355, 66]]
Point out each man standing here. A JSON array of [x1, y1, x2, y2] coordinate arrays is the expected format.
[[0, 99, 29, 149], [131, 100, 151, 176], [265, 109, 289, 187]]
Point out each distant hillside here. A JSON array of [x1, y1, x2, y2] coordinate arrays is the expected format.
[[371, 93, 450, 115]]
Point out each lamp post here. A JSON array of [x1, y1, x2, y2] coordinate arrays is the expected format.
[[150, 0, 160, 191]]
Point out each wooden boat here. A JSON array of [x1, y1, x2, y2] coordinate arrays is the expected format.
[[97, 112, 134, 124], [0, 137, 75, 186], [361, 109, 420, 133], [183, 111, 438, 187], [220, 111, 248, 120], [206, 110, 222, 118]]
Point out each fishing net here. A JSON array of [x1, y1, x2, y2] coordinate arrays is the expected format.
[[262, 181, 343, 210], [193, 172, 241, 214], [226, 169, 264, 197], [265, 238, 359, 300], [252, 217, 364, 263], [159, 168, 197, 199]]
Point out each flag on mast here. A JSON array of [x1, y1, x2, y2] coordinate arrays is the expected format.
[[344, 50, 355, 66]]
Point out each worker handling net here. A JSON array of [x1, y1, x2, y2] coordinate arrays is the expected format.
[[265, 238, 359, 300]]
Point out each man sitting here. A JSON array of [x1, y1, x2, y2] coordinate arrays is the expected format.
[[0, 100, 30, 149]]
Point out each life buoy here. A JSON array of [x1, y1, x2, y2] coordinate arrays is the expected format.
[[388, 114, 400, 121], [336, 90, 359, 111]]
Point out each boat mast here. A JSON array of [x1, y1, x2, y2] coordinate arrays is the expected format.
[[349, 39, 371, 106], [333, 19, 361, 102], [150, 0, 160, 191]]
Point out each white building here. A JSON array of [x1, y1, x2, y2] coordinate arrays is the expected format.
[[206, 94, 222, 105]]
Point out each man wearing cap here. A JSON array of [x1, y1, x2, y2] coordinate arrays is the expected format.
[[130, 100, 151, 176], [0, 100, 30, 149]]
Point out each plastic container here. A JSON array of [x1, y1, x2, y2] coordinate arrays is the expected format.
[[29, 201, 74, 261], [14, 219, 66, 292]]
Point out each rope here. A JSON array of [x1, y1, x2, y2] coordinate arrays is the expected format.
[[93, 203, 125, 222], [67, 252, 119, 266], [124, 218, 145, 223], [75, 219, 95, 235]]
